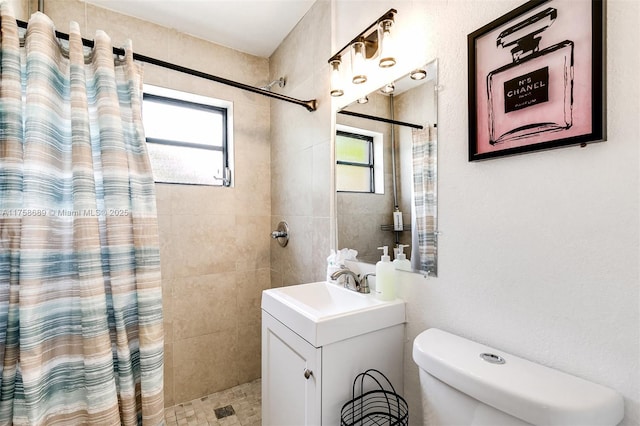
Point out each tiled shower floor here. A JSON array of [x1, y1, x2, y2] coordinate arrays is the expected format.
[[164, 379, 261, 426]]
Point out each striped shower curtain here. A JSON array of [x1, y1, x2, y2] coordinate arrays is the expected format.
[[411, 125, 437, 275], [0, 5, 164, 425]]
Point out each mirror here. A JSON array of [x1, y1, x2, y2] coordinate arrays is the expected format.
[[335, 59, 438, 275]]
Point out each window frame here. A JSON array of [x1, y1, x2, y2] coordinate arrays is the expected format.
[[142, 84, 234, 187], [336, 130, 375, 193]]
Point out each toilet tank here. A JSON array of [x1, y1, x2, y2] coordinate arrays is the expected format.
[[413, 328, 624, 426]]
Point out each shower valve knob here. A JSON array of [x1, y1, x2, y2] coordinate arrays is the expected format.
[[271, 221, 289, 247]]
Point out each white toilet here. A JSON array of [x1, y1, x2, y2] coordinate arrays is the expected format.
[[413, 328, 624, 426]]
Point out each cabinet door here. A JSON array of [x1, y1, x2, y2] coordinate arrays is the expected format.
[[262, 311, 321, 426]]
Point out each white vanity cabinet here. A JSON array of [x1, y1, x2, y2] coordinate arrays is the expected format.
[[261, 281, 406, 426], [262, 312, 321, 425]]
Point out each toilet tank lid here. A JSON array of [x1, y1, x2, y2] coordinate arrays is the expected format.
[[412, 328, 624, 426]]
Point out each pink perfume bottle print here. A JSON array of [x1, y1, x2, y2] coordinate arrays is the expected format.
[[487, 8, 574, 145]]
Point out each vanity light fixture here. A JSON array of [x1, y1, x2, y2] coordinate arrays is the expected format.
[[330, 58, 344, 97], [410, 68, 427, 80], [327, 9, 397, 97]]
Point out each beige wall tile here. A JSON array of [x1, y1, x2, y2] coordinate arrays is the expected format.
[[234, 216, 270, 272], [171, 214, 237, 278], [337, 213, 395, 264], [312, 141, 332, 217], [36, 0, 86, 34], [233, 101, 271, 213], [173, 330, 238, 403], [271, 146, 313, 217], [233, 100, 270, 146], [269, 217, 285, 285], [233, 162, 271, 215], [164, 69, 238, 108], [173, 272, 237, 340], [269, 269, 283, 289], [236, 324, 261, 384], [157, 213, 173, 280], [167, 31, 268, 90], [164, 343, 175, 407], [85, 3, 169, 60], [12, 0, 29, 20], [154, 184, 172, 214], [162, 278, 174, 345], [268, 100, 286, 156], [170, 185, 235, 217], [312, 217, 331, 280], [284, 71, 331, 145], [236, 268, 270, 327], [270, 101, 315, 158], [272, 216, 316, 287], [269, 1, 330, 92]]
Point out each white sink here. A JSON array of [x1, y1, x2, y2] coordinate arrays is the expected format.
[[261, 281, 405, 347]]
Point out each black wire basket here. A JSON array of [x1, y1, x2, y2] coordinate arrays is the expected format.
[[340, 369, 408, 426]]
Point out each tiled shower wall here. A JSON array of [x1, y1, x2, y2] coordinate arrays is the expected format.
[[9, 0, 27, 19], [269, 0, 333, 287], [29, 0, 272, 406]]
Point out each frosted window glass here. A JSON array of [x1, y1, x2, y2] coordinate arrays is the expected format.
[[336, 134, 371, 164], [336, 164, 371, 192], [147, 143, 223, 186]]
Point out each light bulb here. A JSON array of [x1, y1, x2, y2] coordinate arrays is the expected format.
[[351, 41, 367, 84], [330, 59, 344, 97], [378, 19, 396, 68]]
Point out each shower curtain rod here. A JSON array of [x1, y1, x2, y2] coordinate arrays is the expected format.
[[13, 18, 318, 112], [338, 110, 424, 129]]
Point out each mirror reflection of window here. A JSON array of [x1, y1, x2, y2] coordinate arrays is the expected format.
[[336, 130, 374, 193]]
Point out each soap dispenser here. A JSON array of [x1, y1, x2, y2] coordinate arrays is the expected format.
[[375, 246, 395, 301], [393, 244, 412, 271]]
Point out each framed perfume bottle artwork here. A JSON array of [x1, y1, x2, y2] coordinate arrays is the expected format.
[[467, 0, 605, 161]]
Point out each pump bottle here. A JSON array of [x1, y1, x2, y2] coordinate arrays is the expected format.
[[393, 244, 412, 271], [375, 246, 395, 301]]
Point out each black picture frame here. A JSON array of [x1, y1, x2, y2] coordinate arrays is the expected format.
[[468, 0, 605, 161]]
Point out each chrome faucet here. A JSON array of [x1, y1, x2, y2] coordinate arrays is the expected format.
[[330, 268, 371, 294], [330, 268, 360, 291]]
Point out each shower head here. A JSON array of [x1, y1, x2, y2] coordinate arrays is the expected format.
[[260, 77, 286, 91]]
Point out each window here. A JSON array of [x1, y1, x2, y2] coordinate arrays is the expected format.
[[335, 125, 384, 194], [336, 130, 374, 192], [142, 85, 233, 186]]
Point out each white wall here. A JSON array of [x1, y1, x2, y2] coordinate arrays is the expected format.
[[333, 1, 639, 425]]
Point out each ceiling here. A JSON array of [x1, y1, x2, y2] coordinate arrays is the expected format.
[[82, 0, 316, 58]]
